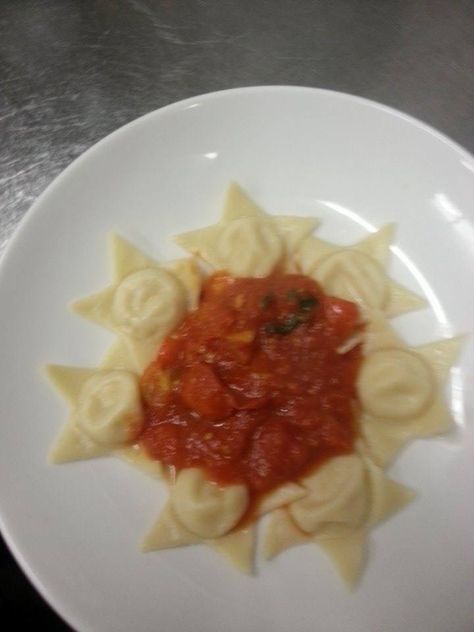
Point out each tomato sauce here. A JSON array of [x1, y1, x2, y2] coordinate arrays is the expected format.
[[138, 272, 362, 502]]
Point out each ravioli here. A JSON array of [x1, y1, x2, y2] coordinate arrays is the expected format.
[[263, 451, 415, 587], [358, 312, 463, 466], [295, 225, 425, 316], [46, 182, 463, 585], [170, 468, 249, 539], [174, 182, 318, 277], [71, 233, 201, 370]]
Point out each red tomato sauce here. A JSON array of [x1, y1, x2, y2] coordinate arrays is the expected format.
[[138, 272, 362, 503]]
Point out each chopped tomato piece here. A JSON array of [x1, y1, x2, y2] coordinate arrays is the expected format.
[[157, 337, 181, 369], [180, 363, 234, 420], [323, 296, 360, 341]]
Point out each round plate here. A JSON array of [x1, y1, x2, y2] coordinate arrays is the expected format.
[[0, 87, 473, 632]]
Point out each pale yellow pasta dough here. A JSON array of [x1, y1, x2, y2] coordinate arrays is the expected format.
[[358, 348, 435, 420], [223, 184, 320, 252], [359, 312, 463, 466], [47, 338, 149, 465], [77, 370, 142, 446], [171, 468, 249, 539], [98, 338, 164, 479], [364, 457, 416, 527], [385, 280, 427, 317], [316, 531, 366, 588], [356, 223, 395, 265], [256, 482, 307, 516], [47, 365, 110, 463], [163, 257, 202, 311], [262, 509, 309, 560], [141, 502, 201, 552], [116, 444, 163, 479], [46, 364, 145, 462], [142, 501, 256, 574], [174, 183, 318, 277], [289, 455, 368, 536], [49, 414, 110, 464], [46, 364, 96, 407], [296, 226, 425, 317], [210, 525, 256, 575], [215, 217, 283, 277], [362, 308, 404, 356], [314, 250, 389, 310], [71, 234, 201, 370], [73, 268, 186, 345], [264, 453, 413, 585], [99, 336, 140, 373], [111, 268, 186, 339], [222, 181, 266, 221], [109, 232, 157, 281], [272, 215, 319, 256]]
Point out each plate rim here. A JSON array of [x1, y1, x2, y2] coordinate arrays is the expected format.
[[2, 83, 474, 276]]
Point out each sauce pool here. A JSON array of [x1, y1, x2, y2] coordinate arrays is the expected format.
[[138, 272, 362, 504]]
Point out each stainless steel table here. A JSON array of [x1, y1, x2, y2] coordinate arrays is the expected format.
[[1, 1, 473, 629]]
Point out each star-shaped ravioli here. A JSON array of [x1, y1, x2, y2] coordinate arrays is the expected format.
[[71, 233, 202, 371], [46, 364, 110, 463], [254, 481, 307, 516], [295, 225, 425, 317], [141, 468, 257, 573], [141, 501, 257, 574], [46, 338, 162, 478], [174, 183, 319, 277], [358, 311, 464, 466], [141, 472, 308, 574], [262, 452, 414, 587]]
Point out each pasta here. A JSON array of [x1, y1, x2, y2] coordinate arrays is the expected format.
[[170, 468, 249, 539], [77, 370, 143, 445], [174, 182, 318, 277], [295, 225, 426, 317], [46, 182, 462, 587], [263, 451, 414, 585], [111, 268, 186, 340], [358, 311, 464, 466], [289, 454, 368, 537], [72, 234, 201, 370]]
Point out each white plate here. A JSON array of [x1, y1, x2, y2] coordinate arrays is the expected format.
[[0, 87, 473, 632]]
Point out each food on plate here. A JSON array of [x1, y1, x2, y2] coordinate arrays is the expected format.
[[46, 183, 462, 586]]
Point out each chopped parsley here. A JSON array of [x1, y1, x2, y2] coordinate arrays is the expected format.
[[265, 289, 319, 335], [265, 314, 304, 335], [298, 295, 318, 311]]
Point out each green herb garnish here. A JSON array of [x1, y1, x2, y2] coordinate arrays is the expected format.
[[265, 313, 304, 335], [265, 291, 318, 335], [287, 289, 318, 311], [298, 295, 318, 311]]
